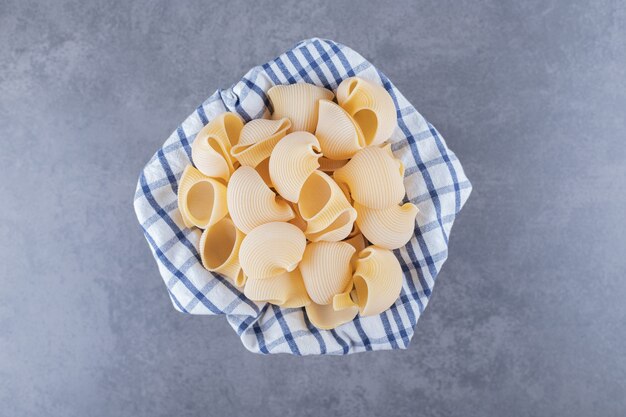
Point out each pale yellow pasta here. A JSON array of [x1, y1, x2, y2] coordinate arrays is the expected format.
[[298, 171, 356, 242], [177, 165, 228, 229], [267, 83, 334, 133], [199, 217, 246, 287], [191, 112, 243, 181], [332, 282, 358, 311], [305, 302, 358, 330], [353, 246, 403, 317], [355, 202, 418, 250], [231, 118, 291, 167], [334, 146, 405, 209], [244, 269, 311, 308], [315, 99, 365, 159], [239, 222, 306, 279], [269, 131, 321, 203], [336, 77, 397, 146], [227, 167, 294, 234], [254, 157, 273, 188], [299, 241, 355, 305], [318, 156, 349, 173], [381, 143, 405, 176]]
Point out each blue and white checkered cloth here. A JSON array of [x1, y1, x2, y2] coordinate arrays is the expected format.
[[134, 38, 471, 355]]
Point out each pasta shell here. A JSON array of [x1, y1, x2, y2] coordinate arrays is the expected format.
[[298, 171, 356, 242], [355, 202, 418, 250], [334, 146, 405, 209], [177, 165, 228, 229], [239, 222, 306, 279], [305, 302, 358, 330], [353, 246, 403, 317], [299, 241, 355, 305], [267, 83, 334, 133], [269, 131, 321, 203], [244, 269, 311, 308], [227, 167, 294, 234], [315, 99, 365, 159], [191, 112, 243, 181], [199, 217, 246, 287], [332, 282, 358, 311], [337, 77, 397, 146], [231, 118, 291, 167], [318, 156, 349, 173]]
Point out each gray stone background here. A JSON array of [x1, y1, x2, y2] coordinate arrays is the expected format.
[[1, 0, 625, 416]]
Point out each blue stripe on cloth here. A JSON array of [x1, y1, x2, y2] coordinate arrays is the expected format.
[[261, 62, 282, 85], [286, 50, 315, 84], [297, 46, 332, 89], [271, 305, 301, 355], [303, 313, 327, 354], [429, 123, 461, 215], [176, 126, 192, 160], [312, 40, 343, 86]]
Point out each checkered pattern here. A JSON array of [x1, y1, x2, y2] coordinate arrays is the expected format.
[[133, 38, 472, 355]]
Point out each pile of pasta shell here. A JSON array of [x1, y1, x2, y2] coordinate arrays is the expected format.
[[178, 78, 419, 329]]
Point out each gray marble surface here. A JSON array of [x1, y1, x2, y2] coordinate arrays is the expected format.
[[1, 1, 625, 416]]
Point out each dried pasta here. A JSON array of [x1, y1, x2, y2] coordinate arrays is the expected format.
[[305, 302, 359, 330], [336, 77, 397, 146], [299, 241, 355, 305], [191, 112, 243, 181], [176, 78, 412, 330], [298, 171, 356, 242], [354, 202, 418, 250], [315, 99, 365, 159], [267, 83, 334, 133], [178, 165, 228, 229], [353, 246, 403, 317], [231, 118, 291, 167], [244, 269, 311, 308], [334, 146, 405, 210], [199, 217, 246, 287], [239, 222, 306, 279], [227, 166, 294, 234], [269, 131, 321, 203]]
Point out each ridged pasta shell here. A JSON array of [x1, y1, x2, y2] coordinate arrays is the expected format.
[[298, 171, 357, 242], [244, 269, 311, 308], [267, 83, 334, 133], [199, 217, 246, 287], [353, 246, 403, 317], [336, 77, 397, 146], [177, 165, 228, 229], [318, 156, 349, 173], [239, 222, 306, 279], [354, 202, 418, 250], [305, 302, 358, 330], [231, 118, 291, 167], [227, 167, 294, 234], [315, 99, 365, 159], [334, 146, 405, 209], [299, 241, 355, 305], [269, 131, 321, 203], [191, 112, 243, 181]]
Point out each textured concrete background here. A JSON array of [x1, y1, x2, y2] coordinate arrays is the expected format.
[[1, 1, 625, 416]]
